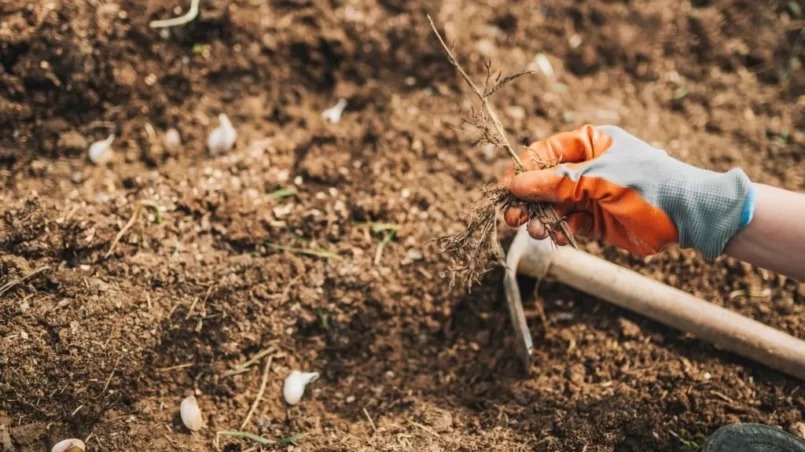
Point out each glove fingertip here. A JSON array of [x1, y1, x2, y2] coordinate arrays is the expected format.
[[503, 205, 528, 227], [510, 170, 560, 203]]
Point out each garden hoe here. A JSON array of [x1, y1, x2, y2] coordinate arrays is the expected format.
[[504, 224, 805, 381]]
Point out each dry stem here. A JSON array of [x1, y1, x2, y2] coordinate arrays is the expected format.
[[240, 356, 272, 430], [0, 266, 50, 297], [427, 15, 525, 172], [363, 408, 377, 433], [428, 15, 578, 288], [99, 355, 123, 398], [105, 200, 162, 258]]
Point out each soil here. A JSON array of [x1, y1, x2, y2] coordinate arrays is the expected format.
[[1, 0, 804, 451]]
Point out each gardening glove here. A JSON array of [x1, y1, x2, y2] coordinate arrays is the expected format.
[[500, 124, 757, 260]]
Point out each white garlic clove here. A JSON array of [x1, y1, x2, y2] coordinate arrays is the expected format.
[[535, 53, 554, 77], [207, 114, 237, 155], [164, 128, 181, 150], [88, 134, 115, 165], [283, 370, 319, 405], [321, 99, 347, 124], [180, 395, 204, 431], [52, 438, 86, 452]]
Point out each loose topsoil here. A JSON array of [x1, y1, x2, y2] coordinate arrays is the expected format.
[[1, 0, 804, 451]]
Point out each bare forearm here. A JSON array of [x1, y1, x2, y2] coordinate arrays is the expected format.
[[724, 183, 805, 281]]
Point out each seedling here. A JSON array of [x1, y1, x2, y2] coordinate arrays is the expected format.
[[427, 15, 574, 290]]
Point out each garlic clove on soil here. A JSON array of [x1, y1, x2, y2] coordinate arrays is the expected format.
[[88, 134, 115, 165], [180, 395, 204, 431], [535, 53, 554, 77], [51, 438, 86, 452], [321, 98, 347, 124], [164, 127, 181, 150], [207, 113, 237, 155], [283, 370, 319, 405]]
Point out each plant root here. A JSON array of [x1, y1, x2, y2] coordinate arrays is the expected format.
[[427, 15, 577, 289]]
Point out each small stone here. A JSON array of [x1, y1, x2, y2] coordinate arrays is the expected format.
[[481, 143, 496, 161], [552, 312, 575, 321], [535, 53, 554, 76], [345, 395, 355, 404], [0, 424, 12, 450], [791, 422, 805, 440], [334, 200, 346, 212], [58, 131, 88, 152], [618, 318, 641, 338], [273, 204, 294, 218], [426, 409, 453, 433], [505, 105, 526, 121], [566, 363, 586, 386], [703, 372, 712, 381], [406, 249, 423, 261], [475, 38, 495, 56], [164, 128, 181, 150]]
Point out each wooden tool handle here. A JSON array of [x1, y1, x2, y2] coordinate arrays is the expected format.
[[518, 246, 805, 381]]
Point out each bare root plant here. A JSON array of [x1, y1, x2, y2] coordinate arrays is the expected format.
[[427, 15, 576, 291]]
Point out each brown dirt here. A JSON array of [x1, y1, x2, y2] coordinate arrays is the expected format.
[[1, 0, 804, 451]]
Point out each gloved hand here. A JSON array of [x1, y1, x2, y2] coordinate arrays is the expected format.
[[500, 124, 757, 260]]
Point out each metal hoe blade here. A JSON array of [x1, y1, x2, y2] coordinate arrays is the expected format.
[[503, 226, 535, 371], [504, 265, 533, 370]]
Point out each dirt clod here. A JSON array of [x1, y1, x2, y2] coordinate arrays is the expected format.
[[792, 422, 805, 440], [618, 318, 642, 338], [0, 1, 802, 451], [56, 131, 88, 154]]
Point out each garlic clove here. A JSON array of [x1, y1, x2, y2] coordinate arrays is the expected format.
[[321, 99, 347, 124], [164, 128, 181, 150], [283, 370, 319, 405], [88, 134, 115, 165], [207, 114, 237, 155], [180, 395, 204, 431], [52, 438, 86, 452], [535, 53, 554, 77]]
